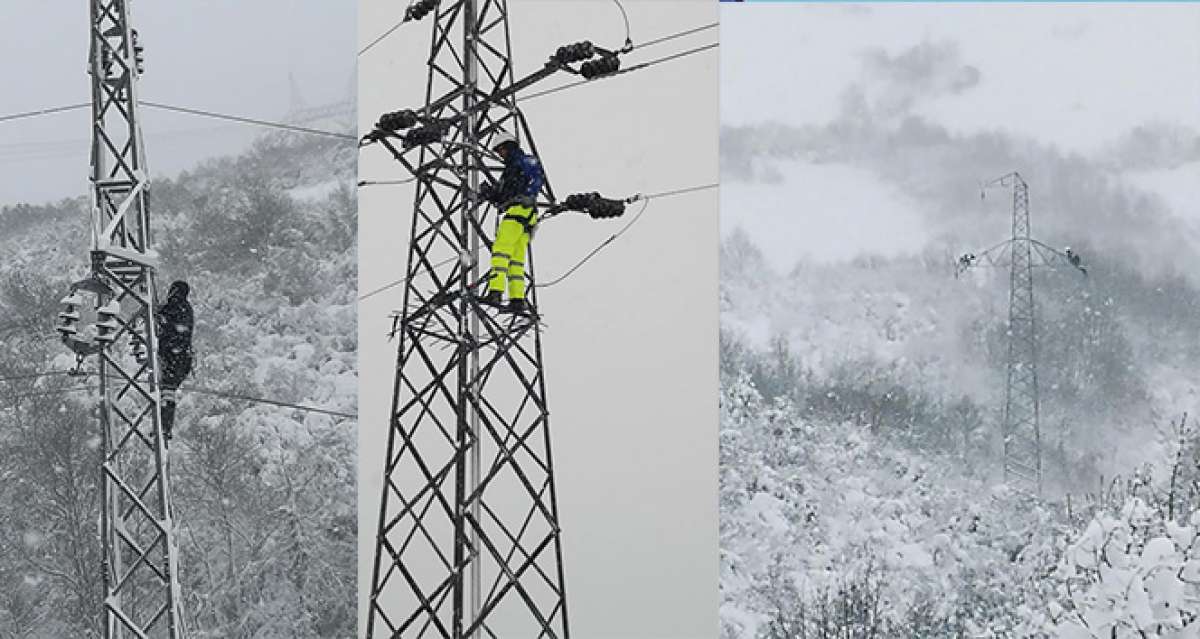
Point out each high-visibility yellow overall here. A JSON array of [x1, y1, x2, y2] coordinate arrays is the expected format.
[[488, 204, 537, 300]]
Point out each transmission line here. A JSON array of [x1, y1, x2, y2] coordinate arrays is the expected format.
[[0, 101, 352, 140], [0, 103, 88, 124], [538, 182, 718, 287], [358, 254, 460, 301], [142, 102, 354, 140], [357, 176, 419, 187], [633, 21, 716, 50], [520, 41, 718, 103], [357, 181, 717, 302], [357, 37, 718, 187], [640, 182, 720, 201], [0, 385, 95, 405], [188, 386, 356, 420], [358, 0, 697, 58], [0, 368, 355, 419], [0, 370, 78, 384]]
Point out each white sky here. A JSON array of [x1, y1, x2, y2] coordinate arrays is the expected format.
[[0, 1, 354, 204], [722, 3, 1200, 153], [358, 1, 718, 637]]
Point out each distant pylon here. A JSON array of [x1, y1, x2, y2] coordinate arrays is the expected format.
[[957, 172, 1087, 495]]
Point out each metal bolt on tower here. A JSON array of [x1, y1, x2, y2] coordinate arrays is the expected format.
[[366, 1, 570, 637], [957, 172, 1087, 495], [74, 1, 185, 635]]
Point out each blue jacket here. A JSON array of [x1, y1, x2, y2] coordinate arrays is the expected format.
[[487, 148, 544, 209]]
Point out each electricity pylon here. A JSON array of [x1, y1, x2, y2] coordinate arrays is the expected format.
[[67, 2, 186, 636], [362, 1, 597, 636], [957, 172, 1087, 495]]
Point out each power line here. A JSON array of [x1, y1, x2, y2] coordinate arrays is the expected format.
[[0, 369, 355, 419], [1, 100, 353, 141], [0, 103, 88, 124], [358, 177, 419, 187], [359, 254, 461, 301], [537, 182, 717, 288], [357, 0, 686, 59], [520, 41, 718, 103], [357, 181, 718, 302], [359, 37, 718, 188], [633, 21, 716, 51], [360, 16, 414, 57], [612, 0, 633, 48], [539, 198, 650, 288], [0, 370, 78, 384], [640, 182, 719, 201], [142, 102, 355, 140], [187, 386, 356, 420], [0, 386, 95, 407]]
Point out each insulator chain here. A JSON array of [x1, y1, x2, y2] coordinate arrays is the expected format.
[[405, 0, 438, 22], [99, 28, 147, 78], [377, 108, 420, 132], [402, 121, 448, 148], [553, 41, 595, 65], [580, 55, 620, 79], [133, 29, 145, 75], [559, 192, 626, 219]]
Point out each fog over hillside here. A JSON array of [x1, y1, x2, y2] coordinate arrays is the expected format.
[[720, 5, 1200, 637]]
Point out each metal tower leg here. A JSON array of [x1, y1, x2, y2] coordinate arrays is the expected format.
[[86, 2, 186, 636]]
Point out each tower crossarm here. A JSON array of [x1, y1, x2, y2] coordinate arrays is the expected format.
[[956, 238, 1088, 277], [362, 38, 624, 150]]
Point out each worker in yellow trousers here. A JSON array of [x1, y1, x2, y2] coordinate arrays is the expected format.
[[478, 130, 545, 315]]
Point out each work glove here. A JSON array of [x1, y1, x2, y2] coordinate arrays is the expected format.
[[478, 182, 497, 204]]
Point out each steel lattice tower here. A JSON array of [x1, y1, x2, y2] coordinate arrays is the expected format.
[[366, 1, 570, 637], [958, 172, 1086, 494], [86, 2, 186, 636]]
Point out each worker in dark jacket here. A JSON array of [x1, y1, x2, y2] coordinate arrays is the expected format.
[[156, 280, 193, 445], [478, 130, 545, 314]]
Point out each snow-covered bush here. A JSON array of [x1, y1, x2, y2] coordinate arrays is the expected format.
[[0, 130, 356, 637], [1051, 497, 1200, 637]]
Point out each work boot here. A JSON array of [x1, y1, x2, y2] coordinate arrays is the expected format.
[[161, 401, 176, 447], [479, 290, 503, 307], [506, 298, 530, 315]]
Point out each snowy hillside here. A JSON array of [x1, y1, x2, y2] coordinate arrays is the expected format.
[[0, 130, 356, 637], [720, 370, 1200, 638], [718, 124, 1200, 638], [720, 182, 1200, 638]]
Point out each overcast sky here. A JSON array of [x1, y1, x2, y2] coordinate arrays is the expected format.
[[723, 3, 1200, 151], [721, 3, 1200, 271], [358, 1, 718, 637], [0, 1, 354, 205]]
